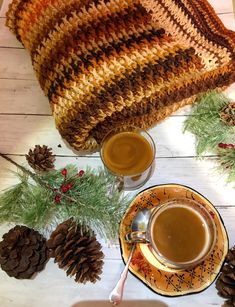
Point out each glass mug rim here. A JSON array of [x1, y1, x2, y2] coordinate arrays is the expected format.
[[100, 126, 156, 177], [127, 198, 217, 269]]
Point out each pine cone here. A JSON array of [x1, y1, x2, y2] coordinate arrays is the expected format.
[[223, 298, 235, 307], [216, 246, 235, 306], [47, 219, 104, 284], [0, 225, 49, 279], [26, 145, 55, 171], [220, 103, 235, 126]]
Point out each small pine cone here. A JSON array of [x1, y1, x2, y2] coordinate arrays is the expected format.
[[26, 145, 55, 172], [220, 103, 235, 126], [223, 298, 235, 307], [216, 246, 235, 304], [47, 219, 104, 284], [0, 225, 49, 279]]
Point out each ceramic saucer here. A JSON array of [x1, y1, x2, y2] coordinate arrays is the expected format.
[[119, 184, 228, 296]]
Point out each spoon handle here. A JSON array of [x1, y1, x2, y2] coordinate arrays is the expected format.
[[109, 244, 135, 305]]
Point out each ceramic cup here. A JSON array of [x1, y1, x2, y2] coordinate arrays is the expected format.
[[126, 198, 216, 269]]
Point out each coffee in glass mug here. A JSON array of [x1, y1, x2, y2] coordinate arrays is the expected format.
[[100, 127, 155, 190], [126, 198, 216, 269]]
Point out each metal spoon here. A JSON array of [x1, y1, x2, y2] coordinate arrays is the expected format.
[[109, 208, 151, 305]]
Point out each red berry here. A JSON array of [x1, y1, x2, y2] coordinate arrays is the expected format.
[[78, 170, 85, 177], [55, 195, 61, 203], [218, 143, 226, 148], [218, 143, 235, 149], [61, 169, 67, 176], [61, 184, 69, 193], [67, 183, 73, 190]]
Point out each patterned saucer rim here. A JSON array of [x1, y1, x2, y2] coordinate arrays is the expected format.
[[119, 183, 229, 297]]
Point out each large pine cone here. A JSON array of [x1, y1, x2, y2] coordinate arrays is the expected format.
[[26, 145, 55, 171], [47, 219, 104, 283], [0, 225, 49, 279], [216, 246, 235, 306], [220, 103, 235, 126]]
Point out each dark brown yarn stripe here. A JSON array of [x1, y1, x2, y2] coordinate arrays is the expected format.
[[36, 3, 150, 88], [56, 48, 199, 142], [33, 2, 146, 60], [171, 0, 235, 58], [47, 28, 166, 99], [156, 0, 225, 63], [191, 0, 235, 53], [190, 0, 228, 34], [29, 0, 108, 56], [91, 70, 235, 143]]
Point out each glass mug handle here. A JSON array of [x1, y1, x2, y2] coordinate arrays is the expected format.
[[125, 231, 150, 243]]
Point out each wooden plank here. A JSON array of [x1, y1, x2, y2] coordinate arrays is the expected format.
[[0, 112, 234, 158], [0, 79, 234, 115], [208, 0, 233, 13], [219, 12, 235, 30], [0, 48, 35, 80], [0, 0, 8, 17], [0, 0, 233, 18], [0, 115, 200, 157], [0, 0, 232, 17], [0, 77, 191, 114], [0, 256, 226, 306], [0, 14, 234, 79], [0, 205, 234, 306], [0, 12, 234, 49], [0, 18, 22, 48], [0, 79, 50, 114], [1, 155, 235, 207]]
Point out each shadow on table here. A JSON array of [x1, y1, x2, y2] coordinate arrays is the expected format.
[[72, 301, 168, 307]]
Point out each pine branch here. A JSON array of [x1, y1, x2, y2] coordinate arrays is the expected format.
[[0, 152, 77, 204], [0, 155, 130, 241], [184, 91, 235, 155]]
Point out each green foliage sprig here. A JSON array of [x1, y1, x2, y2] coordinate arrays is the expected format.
[[184, 91, 235, 184], [217, 145, 235, 182], [0, 153, 130, 241], [184, 91, 235, 155]]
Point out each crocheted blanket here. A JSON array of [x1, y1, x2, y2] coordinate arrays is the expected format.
[[6, 0, 235, 151]]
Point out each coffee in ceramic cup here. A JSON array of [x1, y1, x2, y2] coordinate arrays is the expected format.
[[126, 198, 216, 269]]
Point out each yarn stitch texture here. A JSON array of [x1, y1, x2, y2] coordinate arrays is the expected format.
[[6, 0, 235, 151]]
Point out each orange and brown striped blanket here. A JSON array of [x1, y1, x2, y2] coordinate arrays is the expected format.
[[6, 0, 235, 151]]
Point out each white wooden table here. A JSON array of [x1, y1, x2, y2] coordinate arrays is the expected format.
[[0, 1, 235, 306]]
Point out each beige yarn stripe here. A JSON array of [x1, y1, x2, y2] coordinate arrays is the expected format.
[[140, 0, 232, 69], [66, 66, 211, 146], [51, 38, 180, 120], [41, 22, 157, 94], [69, 63, 232, 148], [143, 0, 230, 61], [32, 0, 137, 76], [19, 0, 83, 51], [51, 40, 184, 123], [54, 53, 201, 136]]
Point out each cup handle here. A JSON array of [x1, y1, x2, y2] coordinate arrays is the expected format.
[[125, 231, 149, 243]]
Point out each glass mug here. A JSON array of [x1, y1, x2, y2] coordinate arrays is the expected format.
[[126, 198, 216, 269], [100, 126, 156, 190]]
